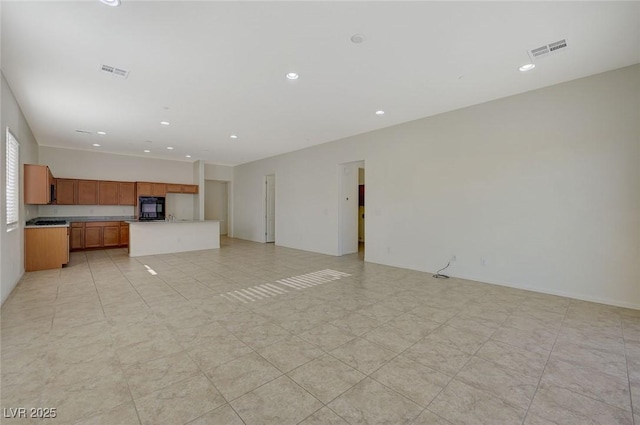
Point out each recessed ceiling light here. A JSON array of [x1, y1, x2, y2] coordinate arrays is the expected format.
[[99, 0, 120, 7], [285, 72, 299, 80], [185, 155, 191, 158], [166, 147, 174, 150], [519, 63, 536, 72], [160, 121, 170, 126], [143, 149, 150, 153], [350, 34, 366, 44], [97, 131, 106, 135], [92, 143, 101, 147], [375, 110, 385, 115], [230, 134, 238, 139]]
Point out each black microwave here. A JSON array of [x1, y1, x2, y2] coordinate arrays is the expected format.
[[139, 196, 165, 221]]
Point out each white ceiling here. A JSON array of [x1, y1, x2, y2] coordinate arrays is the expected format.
[[2, 1, 639, 166]]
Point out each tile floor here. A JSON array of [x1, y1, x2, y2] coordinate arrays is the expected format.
[[1, 237, 639, 425]]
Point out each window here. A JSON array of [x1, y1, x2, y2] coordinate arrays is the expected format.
[[6, 129, 19, 231]]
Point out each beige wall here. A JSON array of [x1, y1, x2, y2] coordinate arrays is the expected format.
[[1, 73, 40, 305], [233, 64, 640, 309]]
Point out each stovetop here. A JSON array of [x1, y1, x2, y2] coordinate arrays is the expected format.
[[33, 220, 68, 226]]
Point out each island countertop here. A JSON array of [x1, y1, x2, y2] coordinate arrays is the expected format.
[[128, 220, 220, 257]]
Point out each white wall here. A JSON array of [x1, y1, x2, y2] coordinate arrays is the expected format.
[[234, 64, 640, 309], [1, 73, 40, 305], [205, 163, 233, 181], [204, 180, 228, 234], [40, 146, 196, 182], [38, 146, 199, 218]]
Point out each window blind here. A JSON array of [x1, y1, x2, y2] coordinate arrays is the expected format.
[[6, 129, 19, 230]]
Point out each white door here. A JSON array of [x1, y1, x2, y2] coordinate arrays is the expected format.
[[265, 174, 275, 243]]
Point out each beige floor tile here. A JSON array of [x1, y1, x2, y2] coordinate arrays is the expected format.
[[124, 352, 201, 399], [41, 366, 131, 425], [299, 407, 349, 424], [231, 322, 291, 350], [410, 410, 453, 424], [491, 325, 558, 353], [475, 339, 548, 379], [328, 378, 422, 425], [540, 357, 631, 411], [288, 354, 365, 403], [362, 324, 419, 353], [135, 374, 225, 425], [231, 376, 322, 425], [206, 352, 281, 400], [188, 333, 253, 371], [455, 357, 538, 409], [550, 340, 628, 380], [403, 339, 472, 376], [371, 355, 451, 407], [528, 383, 633, 425], [423, 325, 488, 355], [299, 323, 356, 351], [257, 335, 323, 373], [386, 313, 441, 339], [331, 311, 381, 336], [187, 403, 244, 425], [429, 379, 526, 425], [330, 338, 396, 375], [2, 241, 638, 425], [71, 402, 140, 425]]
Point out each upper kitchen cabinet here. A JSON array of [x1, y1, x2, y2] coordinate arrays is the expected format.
[[152, 183, 167, 197], [166, 184, 199, 194], [78, 180, 99, 205], [136, 182, 152, 196], [56, 179, 78, 204], [118, 182, 136, 205], [99, 181, 119, 205], [24, 164, 55, 204]]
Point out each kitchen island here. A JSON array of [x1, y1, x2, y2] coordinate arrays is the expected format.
[[128, 220, 220, 257]]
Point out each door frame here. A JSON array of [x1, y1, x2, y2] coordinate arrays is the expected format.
[[264, 174, 276, 243], [338, 160, 364, 255]]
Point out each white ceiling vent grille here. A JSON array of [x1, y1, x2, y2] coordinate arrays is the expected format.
[[101, 64, 129, 78], [528, 39, 568, 61]]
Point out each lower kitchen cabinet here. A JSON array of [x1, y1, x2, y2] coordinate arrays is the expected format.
[[70, 223, 84, 250], [25, 227, 69, 271], [71, 221, 129, 251], [120, 223, 129, 246], [103, 223, 120, 247]]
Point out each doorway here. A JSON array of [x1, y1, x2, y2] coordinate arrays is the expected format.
[[339, 160, 364, 256], [265, 174, 275, 243], [204, 180, 229, 235]]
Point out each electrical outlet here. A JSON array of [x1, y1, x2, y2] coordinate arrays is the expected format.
[[481, 258, 487, 266], [451, 255, 457, 262]]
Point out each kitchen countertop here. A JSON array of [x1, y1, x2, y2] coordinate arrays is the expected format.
[[25, 216, 134, 228]]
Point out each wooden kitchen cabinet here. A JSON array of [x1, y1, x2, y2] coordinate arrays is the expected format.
[[119, 182, 136, 205], [56, 179, 78, 205], [70, 222, 84, 250], [136, 182, 152, 196], [120, 222, 129, 246], [103, 222, 120, 247], [78, 180, 99, 205], [166, 183, 198, 194], [25, 227, 69, 271], [182, 184, 198, 194], [24, 164, 55, 204], [84, 224, 102, 248], [99, 181, 119, 205], [151, 183, 167, 196]]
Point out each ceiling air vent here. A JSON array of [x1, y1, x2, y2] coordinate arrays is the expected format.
[[528, 39, 568, 61], [100, 64, 129, 78]]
